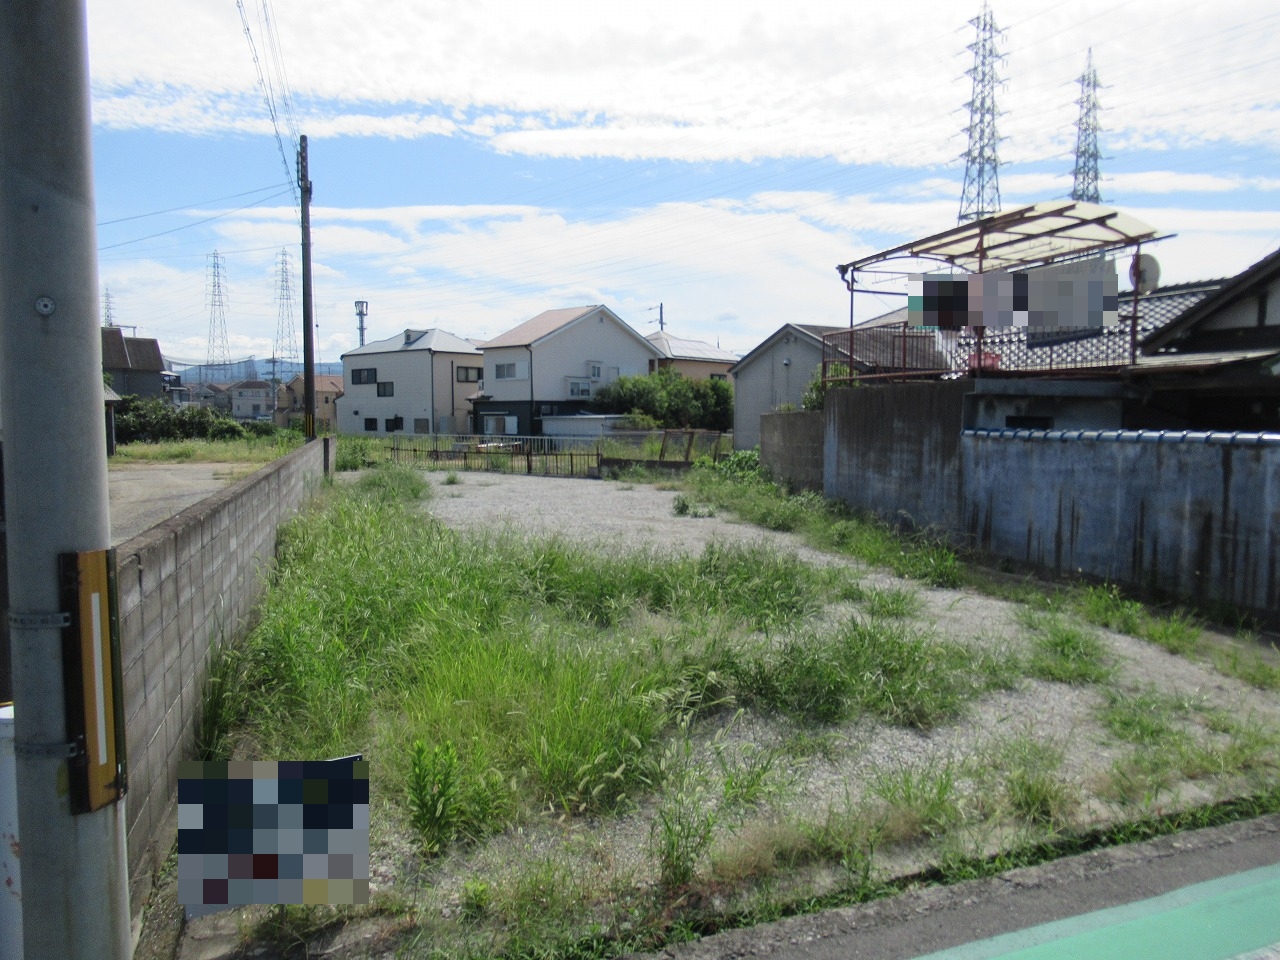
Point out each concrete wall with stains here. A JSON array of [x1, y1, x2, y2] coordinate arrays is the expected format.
[[962, 430, 1280, 612], [760, 411, 824, 492], [820, 380, 1280, 615], [824, 381, 974, 533]]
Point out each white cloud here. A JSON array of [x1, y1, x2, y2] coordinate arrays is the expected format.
[[91, 1, 1280, 166]]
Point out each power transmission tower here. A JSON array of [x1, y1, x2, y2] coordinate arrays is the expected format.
[[958, 1, 1005, 224], [272, 247, 300, 382], [1070, 49, 1103, 203], [205, 250, 231, 375], [102, 287, 115, 326]]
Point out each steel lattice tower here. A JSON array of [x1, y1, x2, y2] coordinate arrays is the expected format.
[[102, 288, 115, 327], [1070, 49, 1102, 203], [205, 250, 231, 371], [958, 2, 1005, 224], [272, 247, 300, 382]]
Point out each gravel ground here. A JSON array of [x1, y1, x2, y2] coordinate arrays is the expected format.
[[392, 470, 1280, 895], [168, 468, 1280, 960]]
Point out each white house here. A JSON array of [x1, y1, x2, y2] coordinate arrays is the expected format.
[[229, 380, 274, 420], [337, 329, 482, 435], [472, 305, 662, 435], [728, 324, 843, 449]]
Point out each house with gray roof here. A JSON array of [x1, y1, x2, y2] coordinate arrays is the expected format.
[[645, 330, 739, 380], [338, 328, 481, 435], [728, 323, 843, 449], [472, 305, 661, 436]]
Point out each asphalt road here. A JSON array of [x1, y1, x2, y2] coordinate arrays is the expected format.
[[635, 814, 1280, 960]]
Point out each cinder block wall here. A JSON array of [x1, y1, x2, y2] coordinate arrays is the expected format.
[[116, 440, 327, 917], [760, 411, 824, 492]]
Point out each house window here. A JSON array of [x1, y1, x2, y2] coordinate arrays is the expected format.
[[588, 362, 602, 380], [567, 379, 591, 398], [385, 416, 404, 432], [456, 366, 482, 382], [363, 418, 377, 432], [377, 381, 394, 397], [252, 404, 261, 415], [711, 373, 728, 381], [494, 363, 516, 380], [352, 368, 377, 385], [483, 415, 519, 435], [414, 418, 431, 434]]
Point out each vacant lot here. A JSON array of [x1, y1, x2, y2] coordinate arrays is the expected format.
[[191, 464, 1280, 960]]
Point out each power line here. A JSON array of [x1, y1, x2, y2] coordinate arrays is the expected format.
[[96, 188, 294, 250], [96, 183, 290, 226], [236, 0, 298, 204]]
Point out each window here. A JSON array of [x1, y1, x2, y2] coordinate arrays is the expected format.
[[588, 362, 602, 380], [567, 379, 591, 398], [494, 362, 516, 380], [456, 366, 482, 382], [351, 368, 377, 385], [377, 381, 394, 397], [483, 415, 519, 435], [385, 416, 403, 432], [711, 373, 728, 381], [414, 418, 431, 434], [363, 418, 377, 432]]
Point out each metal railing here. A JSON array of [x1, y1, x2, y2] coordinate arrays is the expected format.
[[384, 430, 729, 476]]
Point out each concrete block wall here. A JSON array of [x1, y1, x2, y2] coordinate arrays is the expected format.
[[760, 411, 824, 492], [116, 440, 327, 917]]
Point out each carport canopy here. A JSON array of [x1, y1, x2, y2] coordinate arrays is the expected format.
[[837, 200, 1167, 280]]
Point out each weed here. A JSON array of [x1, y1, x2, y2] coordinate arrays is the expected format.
[[406, 740, 463, 854], [460, 879, 491, 924], [672, 493, 715, 518], [1022, 612, 1112, 684], [1214, 641, 1280, 690], [1077, 583, 1201, 654], [869, 761, 964, 842], [651, 721, 718, 893], [443, 470, 460, 485], [1006, 739, 1077, 826], [1098, 690, 1185, 746], [712, 719, 789, 810], [862, 585, 923, 621]]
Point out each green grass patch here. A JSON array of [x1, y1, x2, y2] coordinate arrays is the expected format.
[[685, 463, 963, 588], [111, 434, 302, 464], [1078, 583, 1202, 654], [1020, 611, 1112, 684]]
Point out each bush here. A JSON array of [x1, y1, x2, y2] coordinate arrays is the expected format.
[[591, 367, 733, 431], [115, 395, 248, 444]]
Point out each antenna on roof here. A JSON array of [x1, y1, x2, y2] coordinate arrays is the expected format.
[[645, 302, 665, 330]]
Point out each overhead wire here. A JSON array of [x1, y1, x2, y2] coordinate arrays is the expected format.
[[235, 0, 298, 205]]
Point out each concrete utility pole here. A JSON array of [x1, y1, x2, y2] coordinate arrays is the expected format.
[[0, 3, 132, 959], [299, 136, 317, 441]]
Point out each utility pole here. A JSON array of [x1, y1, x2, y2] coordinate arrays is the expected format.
[[0, 3, 132, 959], [298, 136, 316, 441]]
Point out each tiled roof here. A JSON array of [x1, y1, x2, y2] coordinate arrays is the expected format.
[[231, 380, 272, 390], [482, 307, 598, 349], [100, 327, 166, 372]]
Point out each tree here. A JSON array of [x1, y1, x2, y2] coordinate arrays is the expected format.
[[591, 367, 733, 431]]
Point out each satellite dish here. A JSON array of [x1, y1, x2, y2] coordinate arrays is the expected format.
[[1129, 253, 1160, 295]]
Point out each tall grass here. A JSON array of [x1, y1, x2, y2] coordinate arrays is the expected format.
[[211, 463, 857, 849], [112, 433, 302, 464], [685, 459, 963, 588]]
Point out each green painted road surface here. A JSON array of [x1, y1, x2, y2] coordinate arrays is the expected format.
[[913, 864, 1280, 960]]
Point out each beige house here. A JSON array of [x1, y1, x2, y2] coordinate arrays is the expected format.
[[275, 374, 344, 431], [645, 330, 738, 380]]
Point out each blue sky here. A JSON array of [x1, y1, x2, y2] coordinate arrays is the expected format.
[[89, 0, 1280, 365]]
